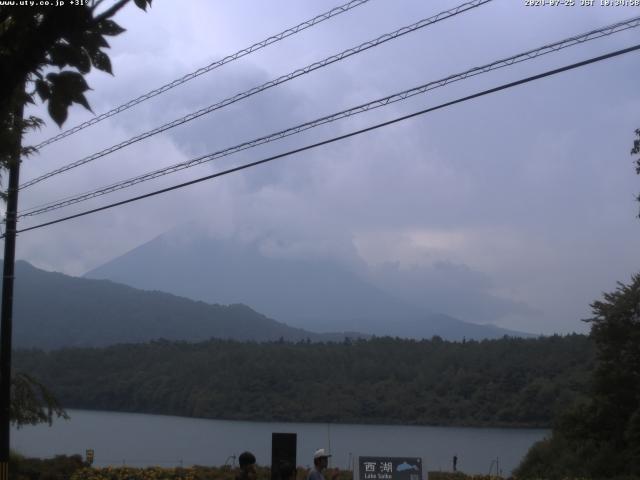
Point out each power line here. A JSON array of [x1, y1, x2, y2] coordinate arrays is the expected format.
[[18, 15, 640, 219], [33, 0, 374, 150], [11, 43, 640, 238], [20, 0, 492, 190]]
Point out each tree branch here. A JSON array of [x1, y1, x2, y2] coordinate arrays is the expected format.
[[94, 0, 130, 22]]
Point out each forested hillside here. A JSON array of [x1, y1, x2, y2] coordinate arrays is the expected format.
[[15, 335, 594, 427], [85, 230, 530, 340], [7, 261, 354, 348]]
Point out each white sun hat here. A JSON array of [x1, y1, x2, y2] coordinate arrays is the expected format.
[[313, 448, 332, 459]]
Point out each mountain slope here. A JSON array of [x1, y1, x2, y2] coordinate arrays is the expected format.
[[6, 261, 350, 349], [85, 230, 529, 340]]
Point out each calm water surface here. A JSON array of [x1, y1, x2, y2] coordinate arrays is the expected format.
[[12, 410, 548, 476]]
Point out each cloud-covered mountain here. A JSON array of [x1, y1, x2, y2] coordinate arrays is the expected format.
[[7, 260, 354, 349], [85, 228, 531, 340]]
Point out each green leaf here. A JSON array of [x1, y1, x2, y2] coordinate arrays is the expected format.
[[23, 115, 45, 131], [48, 44, 91, 74], [21, 145, 39, 158], [72, 92, 92, 112], [81, 31, 110, 52], [54, 71, 90, 93], [24, 115, 43, 127], [48, 98, 68, 127], [91, 50, 112, 75], [46, 71, 92, 123], [75, 49, 91, 74], [98, 19, 126, 36], [133, 0, 151, 10], [48, 44, 74, 68], [98, 35, 110, 48], [34, 79, 51, 101]]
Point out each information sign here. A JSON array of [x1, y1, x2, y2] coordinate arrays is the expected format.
[[358, 457, 422, 480]]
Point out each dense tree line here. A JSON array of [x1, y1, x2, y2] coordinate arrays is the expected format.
[[14, 335, 593, 428]]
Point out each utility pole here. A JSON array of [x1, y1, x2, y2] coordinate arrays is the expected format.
[[0, 91, 24, 480]]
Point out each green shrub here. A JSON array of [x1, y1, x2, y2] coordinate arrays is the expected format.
[[10, 454, 85, 480]]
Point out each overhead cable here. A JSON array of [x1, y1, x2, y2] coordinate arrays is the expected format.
[[18, 15, 640, 218], [33, 0, 374, 150], [20, 0, 492, 190], [11, 43, 640, 237]]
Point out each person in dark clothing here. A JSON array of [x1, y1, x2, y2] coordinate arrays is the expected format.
[[237, 451, 257, 480]]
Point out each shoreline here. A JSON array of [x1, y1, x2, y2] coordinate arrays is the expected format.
[[53, 407, 553, 431]]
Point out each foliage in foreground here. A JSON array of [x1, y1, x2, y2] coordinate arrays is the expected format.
[[9, 453, 85, 480], [515, 274, 640, 479], [0, 0, 152, 187], [427, 473, 504, 480], [10, 372, 67, 428], [68, 465, 354, 480], [14, 455, 640, 480], [9, 458, 353, 480], [1, 0, 151, 430], [21, 466, 510, 480]]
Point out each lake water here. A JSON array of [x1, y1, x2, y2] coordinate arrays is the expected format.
[[12, 410, 548, 476]]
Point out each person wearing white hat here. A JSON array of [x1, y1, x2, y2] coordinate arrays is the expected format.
[[307, 448, 338, 480]]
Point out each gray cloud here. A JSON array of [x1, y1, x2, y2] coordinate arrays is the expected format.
[[367, 259, 541, 325], [11, 0, 640, 335]]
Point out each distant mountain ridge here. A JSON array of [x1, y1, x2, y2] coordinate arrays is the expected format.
[[5, 260, 356, 349], [85, 229, 530, 340]]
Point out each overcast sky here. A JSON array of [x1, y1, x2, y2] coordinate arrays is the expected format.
[[11, 0, 640, 335]]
